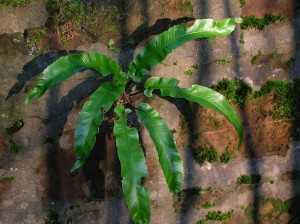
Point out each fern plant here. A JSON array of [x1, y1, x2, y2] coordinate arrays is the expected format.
[[25, 18, 243, 223]]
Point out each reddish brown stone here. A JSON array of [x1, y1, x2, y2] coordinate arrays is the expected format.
[[242, 0, 295, 20], [36, 130, 88, 203], [47, 30, 64, 50]]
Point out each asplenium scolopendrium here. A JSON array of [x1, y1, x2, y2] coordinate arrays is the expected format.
[[25, 18, 243, 223]]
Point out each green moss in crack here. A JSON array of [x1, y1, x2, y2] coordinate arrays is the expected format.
[[220, 149, 235, 164], [212, 78, 252, 107], [179, 113, 189, 134], [251, 50, 261, 65], [175, 186, 202, 212], [27, 27, 46, 44], [197, 210, 234, 223], [239, 33, 245, 44], [271, 52, 282, 59], [0, 0, 35, 6], [184, 69, 193, 76], [9, 142, 20, 154], [245, 198, 290, 222], [192, 64, 200, 69], [5, 176, 15, 182], [208, 115, 221, 129], [177, 186, 201, 202], [179, 102, 194, 135], [192, 144, 218, 165], [236, 174, 262, 185], [238, 0, 246, 8], [204, 186, 213, 194], [181, 0, 193, 12], [241, 13, 287, 30], [285, 57, 295, 68], [202, 201, 216, 209], [215, 58, 230, 65]]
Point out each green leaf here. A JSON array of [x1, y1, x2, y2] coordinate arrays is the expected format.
[[137, 103, 183, 193], [128, 18, 241, 82], [71, 82, 125, 172], [25, 52, 127, 104], [113, 105, 150, 224], [144, 77, 243, 145]]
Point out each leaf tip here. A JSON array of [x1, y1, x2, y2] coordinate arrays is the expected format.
[[71, 160, 84, 173], [235, 17, 243, 24]]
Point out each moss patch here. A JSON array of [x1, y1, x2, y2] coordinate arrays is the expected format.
[[211, 78, 252, 107], [197, 210, 234, 223], [241, 13, 287, 30], [191, 144, 219, 165], [245, 198, 290, 222], [236, 174, 262, 185], [0, 0, 35, 6]]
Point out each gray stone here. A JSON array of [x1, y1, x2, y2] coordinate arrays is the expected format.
[[0, 0, 48, 34]]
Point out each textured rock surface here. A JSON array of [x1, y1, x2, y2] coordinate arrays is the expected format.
[[0, 0, 299, 223], [0, 0, 48, 34]]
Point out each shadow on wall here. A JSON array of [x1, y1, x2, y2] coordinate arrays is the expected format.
[[290, 1, 300, 222], [5, 2, 195, 223], [6, 50, 109, 216]]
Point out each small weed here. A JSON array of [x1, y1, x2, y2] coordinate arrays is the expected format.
[[69, 204, 86, 213], [208, 116, 220, 129], [192, 64, 200, 69], [197, 210, 234, 223], [108, 39, 120, 53], [202, 201, 216, 209], [220, 149, 235, 164], [236, 174, 262, 185], [27, 27, 46, 43], [184, 69, 193, 76], [196, 220, 206, 224], [239, 33, 245, 44], [45, 208, 60, 224], [271, 52, 282, 59], [179, 113, 189, 134], [5, 176, 15, 182], [269, 179, 275, 184], [241, 14, 287, 30], [215, 58, 230, 65], [285, 57, 295, 68], [177, 187, 201, 202], [170, 129, 177, 134], [192, 144, 218, 165], [9, 142, 20, 153], [204, 186, 213, 194], [173, 61, 178, 66], [238, 0, 246, 8], [240, 205, 246, 210], [193, 133, 202, 140], [251, 50, 261, 65]]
